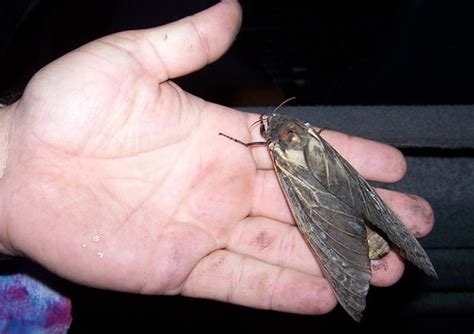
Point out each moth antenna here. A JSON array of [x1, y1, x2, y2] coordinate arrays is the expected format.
[[249, 115, 268, 131], [273, 97, 296, 114], [247, 97, 295, 132]]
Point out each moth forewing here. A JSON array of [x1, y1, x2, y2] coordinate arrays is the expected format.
[[267, 118, 372, 321], [299, 120, 436, 276], [309, 130, 437, 278]]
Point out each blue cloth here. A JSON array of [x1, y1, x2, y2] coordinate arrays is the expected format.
[[0, 273, 71, 333]]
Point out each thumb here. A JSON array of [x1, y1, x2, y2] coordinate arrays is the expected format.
[[113, 0, 242, 82]]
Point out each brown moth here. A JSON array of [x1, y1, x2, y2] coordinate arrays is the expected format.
[[219, 102, 437, 321]]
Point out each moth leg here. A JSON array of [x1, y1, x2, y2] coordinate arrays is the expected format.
[[366, 226, 390, 260], [218, 133, 266, 147]]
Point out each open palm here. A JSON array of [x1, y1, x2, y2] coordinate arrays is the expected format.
[[0, 1, 434, 315]]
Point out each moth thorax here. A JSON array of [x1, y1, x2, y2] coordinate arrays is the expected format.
[[366, 225, 390, 260], [290, 134, 301, 145]]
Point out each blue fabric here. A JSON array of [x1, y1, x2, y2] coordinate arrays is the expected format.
[[0, 273, 71, 333]]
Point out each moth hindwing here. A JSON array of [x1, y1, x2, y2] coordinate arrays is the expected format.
[[219, 113, 436, 321]]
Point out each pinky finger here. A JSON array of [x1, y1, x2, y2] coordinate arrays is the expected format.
[[180, 250, 337, 315]]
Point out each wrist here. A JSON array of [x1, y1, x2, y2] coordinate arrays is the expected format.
[[0, 102, 16, 256]]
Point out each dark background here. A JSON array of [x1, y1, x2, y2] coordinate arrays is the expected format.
[[2, 0, 474, 105], [1, 1, 473, 333]]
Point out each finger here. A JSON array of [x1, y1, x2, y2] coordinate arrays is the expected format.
[[226, 217, 405, 288], [246, 115, 407, 183], [128, 0, 242, 82], [251, 169, 295, 224], [376, 189, 435, 237], [251, 170, 435, 238], [370, 251, 405, 287], [227, 217, 322, 276], [180, 249, 337, 315]]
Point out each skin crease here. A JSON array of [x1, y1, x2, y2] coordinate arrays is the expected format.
[[0, 0, 435, 315]]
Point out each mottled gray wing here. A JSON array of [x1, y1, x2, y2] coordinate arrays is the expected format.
[[270, 147, 371, 321], [304, 129, 437, 278]]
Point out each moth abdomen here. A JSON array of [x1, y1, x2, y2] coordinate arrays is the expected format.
[[366, 225, 390, 260]]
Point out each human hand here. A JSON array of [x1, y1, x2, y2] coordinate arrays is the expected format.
[[0, 0, 434, 315]]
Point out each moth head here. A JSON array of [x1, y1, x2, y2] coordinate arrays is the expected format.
[[264, 114, 309, 149]]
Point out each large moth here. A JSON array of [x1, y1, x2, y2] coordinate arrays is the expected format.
[[219, 104, 437, 321]]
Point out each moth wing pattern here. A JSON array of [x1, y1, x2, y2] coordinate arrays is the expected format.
[[303, 127, 437, 278], [270, 145, 371, 321]]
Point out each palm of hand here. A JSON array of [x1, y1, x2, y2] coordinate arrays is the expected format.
[[5, 35, 259, 295]]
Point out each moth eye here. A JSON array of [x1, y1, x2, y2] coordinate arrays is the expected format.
[[260, 124, 267, 138], [279, 128, 291, 141]]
